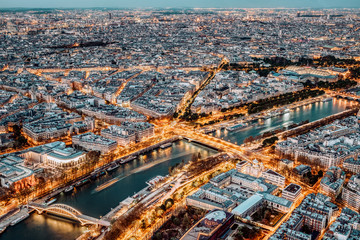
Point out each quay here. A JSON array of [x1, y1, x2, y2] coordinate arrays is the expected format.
[[0, 208, 29, 233]]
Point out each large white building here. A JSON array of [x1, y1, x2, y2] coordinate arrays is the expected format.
[[237, 160, 285, 187], [0, 155, 35, 190], [262, 169, 286, 188], [21, 141, 86, 168], [187, 170, 293, 218]]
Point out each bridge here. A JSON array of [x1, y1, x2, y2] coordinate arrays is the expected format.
[[177, 127, 251, 162], [27, 202, 110, 227]]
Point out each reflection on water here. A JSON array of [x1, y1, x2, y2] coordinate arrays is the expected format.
[[213, 99, 348, 145], [0, 213, 87, 240], [283, 112, 291, 122], [1, 140, 217, 240]]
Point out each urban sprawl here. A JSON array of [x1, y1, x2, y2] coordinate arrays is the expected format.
[[1, 8, 360, 240]]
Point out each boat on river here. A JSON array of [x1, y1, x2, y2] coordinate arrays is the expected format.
[[64, 185, 74, 194], [160, 142, 172, 149], [75, 178, 90, 187], [106, 163, 120, 172], [322, 97, 333, 102], [120, 156, 136, 164], [45, 197, 57, 205], [10, 214, 29, 226], [226, 123, 248, 131]]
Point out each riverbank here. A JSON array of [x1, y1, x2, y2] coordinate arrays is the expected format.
[[0, 208, 29, 235], [203, 94, 333, 133], [0, 136, 183, 235], [211, 97, 351, 145], [1, 140, 218, 240]]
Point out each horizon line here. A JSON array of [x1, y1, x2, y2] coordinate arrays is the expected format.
[[1, 7, 360, 10]]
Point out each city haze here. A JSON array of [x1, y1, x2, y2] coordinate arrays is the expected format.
[[1, 0, 360, 8]]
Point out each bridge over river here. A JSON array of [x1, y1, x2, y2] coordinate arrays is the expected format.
[[27, 203, 110, 227]]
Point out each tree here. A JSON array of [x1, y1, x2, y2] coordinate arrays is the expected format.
[[164, 198, 174, 209], [86, 151, 101, 165], [191, 153, 198, 162], [262, 136, 279, 147], [173, 111, 179, 119], [244, 136, 254, 144]]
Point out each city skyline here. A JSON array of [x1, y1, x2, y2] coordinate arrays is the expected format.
[[1, 0, 360, 9]]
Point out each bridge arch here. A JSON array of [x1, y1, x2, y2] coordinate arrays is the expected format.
[[28, 203, 109, 226], [46, 204, 83, 216]]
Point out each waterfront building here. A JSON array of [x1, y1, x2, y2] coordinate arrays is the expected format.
[[276, 117, 360, 168], [21, 141, 86, 168], [121, 121, 155, 142], [0, 155, 35, 190], [101, 125, 137, 146], [101, 121, 154, 146], [72, 133, 117, 154]]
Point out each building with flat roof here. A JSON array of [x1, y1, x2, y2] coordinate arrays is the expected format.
[[237, 160, 285, 187], [262, 169, 286, 187], [232, 194, 263, 218], [282, 183, 302, 202], [279, 159, 294, 169], [0, 154, 35, 190], [21, 141, 86, 168], [343, 157, 360, 174], [263, 193, 293, 213]]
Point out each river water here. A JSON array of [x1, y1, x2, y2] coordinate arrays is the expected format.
[[0, 98, 349, 240], [212, 98, 349, 144]]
